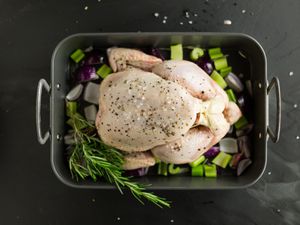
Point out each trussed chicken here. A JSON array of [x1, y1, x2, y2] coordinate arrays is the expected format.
[[96, 48, 242, 169]]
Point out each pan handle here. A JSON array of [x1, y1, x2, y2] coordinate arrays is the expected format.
[[267, 77, 281, 143], [36, 79, 51, 145]]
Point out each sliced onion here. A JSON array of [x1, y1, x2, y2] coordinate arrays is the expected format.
[[236, 123, 254, 137], [196, 57, 214, 75], [75, 65, 98, 83], [237, 135, 251, 158], [66, 84, 83, 101], [83, 82, 100, 105], [150, 48, 165, 60], [84, 105, 98, 123], [219, 137, 238, 154], [237, 159, 252, 176], [224, 72, 244, 93], [82, 50, 104, 66], [124, 167, 149, 177], [229, 153, 243, 169], [204, 146, 220, 158]]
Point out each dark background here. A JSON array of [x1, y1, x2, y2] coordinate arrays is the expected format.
[[0, 0, 299, 224]]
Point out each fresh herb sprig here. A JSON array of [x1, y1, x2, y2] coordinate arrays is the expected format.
[[66, 103, 170, 208]]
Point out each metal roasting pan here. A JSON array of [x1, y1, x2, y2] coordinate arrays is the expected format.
[[36, 32, 281, 190]]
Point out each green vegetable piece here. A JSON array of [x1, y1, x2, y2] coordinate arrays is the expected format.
[[70, 49, 85, 63], [158, 162, 168, 176], [170, 44, 183, 60], [211, 70, 227, 89], [212, 152, 232, 169], [189, 155, 205, 167], [191, 165, 204, 176], [204, 164, 217, 178], [234, 116, 248, 130], [66, 101, 77, 117], [168, 164, 181, 175], [226, 89, 237, 103], [97, 64, 112, 79], [210, 53, 223, 60], [208, 48, 222, 56], [190, 47, 204, 61], [214, 57, 228, 70], [220, 66, 232, 77]]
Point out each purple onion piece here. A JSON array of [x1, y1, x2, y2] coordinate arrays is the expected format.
[[237, 135, 251, 158], [75, 65, 98, 83], [150, 48, 165, 60], [237, 159, 252, 176], [224, 72, 244, 93], [229, 153, 243, 169], [196, 57, 214, 74], [124, 167, 149, 177], [82, 50, 104, 66], [236, 123, 254, 137], [204, 146, 220, 158]]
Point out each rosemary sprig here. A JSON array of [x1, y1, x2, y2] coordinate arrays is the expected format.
[[67, 109, 170, 208]]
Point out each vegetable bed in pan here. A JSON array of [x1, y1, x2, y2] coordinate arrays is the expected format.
[[36, 33, 281, 208]]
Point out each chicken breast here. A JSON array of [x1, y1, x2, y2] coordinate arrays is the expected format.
[[96, 68, 202, 152], [151, 126, 214, 164], [107, 47, 162, 72], [152, 60, 217, 101]]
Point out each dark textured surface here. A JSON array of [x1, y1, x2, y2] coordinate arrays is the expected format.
[[0, 0, 299, 224]]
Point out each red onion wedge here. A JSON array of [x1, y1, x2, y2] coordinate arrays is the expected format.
[[237, 159, 252, 176], [224, 72, 244, 93]]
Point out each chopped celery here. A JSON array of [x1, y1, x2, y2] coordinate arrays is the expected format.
[[191, 165, 204, 176], [66, 101, 77, 117], [70, 49, 85, 63], [220, 66, 232, 77], [189, 155, 205, 167], [210, 53, 223, 60], [96, 64, 112, 79], [170, 44, 183, 60], [168, 164, 181, 175], [211, 70, 227, 89], [208, 48, 221, 56], [234, 116, 248, 130], [212, 152, 232, 169], [204, 164, 217, 177], [190, 47, 204, 61], [158, 162, 168, 176], [214, 57, 228, 70], [226, 89, 237, 103]]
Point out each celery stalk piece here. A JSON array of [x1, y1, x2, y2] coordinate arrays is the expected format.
[[210, 70, 227, 89], [189, 155, 205, 168], [96, 64, 112, 79], [191, 165, 204, 176], [212, 152, 232, 169], [170, 44, 183, 60], [70, 49, 85, 63]]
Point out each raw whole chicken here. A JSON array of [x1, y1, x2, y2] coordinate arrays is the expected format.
[[95, 48, 242, 169]]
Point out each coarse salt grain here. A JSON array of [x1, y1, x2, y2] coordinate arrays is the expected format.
[[188, 20, 193, 24], [224, 19, 232, 25], [84, 6, 88, 10], [289, 71, 294, 76], [242, 9, 246, 13], [154, 12, 159, 17], [294, 104, 298, 108], [179, 22, 184, 25], [296, 136, 300, 140], [162, 20, 166, 24], [164, 16, 168, 19]]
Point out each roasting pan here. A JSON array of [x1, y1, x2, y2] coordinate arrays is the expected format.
[[36, 33, 281, 190]]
